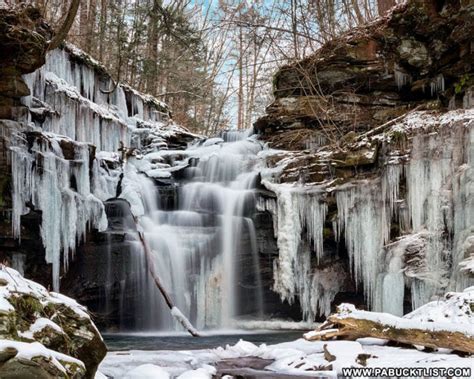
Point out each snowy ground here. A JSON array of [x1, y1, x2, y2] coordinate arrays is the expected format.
[[98, 338, 474, 378]]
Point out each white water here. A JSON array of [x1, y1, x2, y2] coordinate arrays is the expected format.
[[122, 131, 265, 330]]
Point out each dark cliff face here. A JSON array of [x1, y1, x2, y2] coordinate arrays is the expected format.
[[255, 0, 474, 150], [0, 6, 50, 119]]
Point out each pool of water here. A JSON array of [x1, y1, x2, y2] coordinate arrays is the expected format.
[[103, 330, 306, 351]]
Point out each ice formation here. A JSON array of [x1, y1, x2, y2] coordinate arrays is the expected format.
[[430, 74, 445, 96], [335, 182, 389, 307], [22, 46, 170, 152], [10, 134, 107, 290], [406, 119, 473, 308], [11, 44, 179, 290], [262, 110, 473, 319], [394, 65, 412, 90], [257, 183, 329, 319]]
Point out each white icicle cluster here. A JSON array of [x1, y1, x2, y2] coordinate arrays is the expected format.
[[11, 135, 107, 290], [258, 183, 328, 319], [263, 110, 474, 319]]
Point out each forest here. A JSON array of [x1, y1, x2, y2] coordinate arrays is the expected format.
[[0, 0, 472, 378], [29, 0, 397, 133]]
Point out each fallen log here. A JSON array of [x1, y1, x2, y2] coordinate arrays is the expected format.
[[305, 304, 474, 354]]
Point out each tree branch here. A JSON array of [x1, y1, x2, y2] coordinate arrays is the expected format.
[[47, 0, 81, 51]]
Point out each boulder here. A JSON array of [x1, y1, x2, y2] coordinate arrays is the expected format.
[[0, 266, 106, 378]]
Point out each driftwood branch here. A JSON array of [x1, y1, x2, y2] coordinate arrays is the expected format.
[[134, 219, 200, 337], [305, 304, 474, 354], [355, 104, 423, 142]]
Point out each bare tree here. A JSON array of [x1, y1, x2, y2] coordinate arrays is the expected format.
[[48, 0, 81, 50]]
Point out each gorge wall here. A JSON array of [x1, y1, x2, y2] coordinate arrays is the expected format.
[[254, 0, 474, 320]]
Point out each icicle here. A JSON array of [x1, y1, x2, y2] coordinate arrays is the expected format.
[[450, 126, 474, 292], [394, 65, 411, 90], [10, 134, 108, 290], [406, 120, 474, 306], [430, 74, 445, 96], [305, 133, 326, 151], [374, 241, 406, 316], [259, 182, 327, 307], [336, 181, 389, 307], [463, 88, 474, 109]]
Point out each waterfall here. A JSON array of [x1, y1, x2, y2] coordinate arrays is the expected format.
[[121, 132, 265, 331]]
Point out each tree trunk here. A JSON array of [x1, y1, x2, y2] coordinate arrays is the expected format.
[[305, 305, 474, 354], [146, 0, 161, 94], [48, 0, 81, 50], [237, 22, 244, 130], [85, 0, 97, 54], [98, 0, 108, 61]]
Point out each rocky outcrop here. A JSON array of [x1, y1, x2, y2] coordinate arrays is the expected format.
[[0, 6, 50, 120], [255, 0, 473, 150], [253, 0, 473, 322], [0, 266, 106, 378]]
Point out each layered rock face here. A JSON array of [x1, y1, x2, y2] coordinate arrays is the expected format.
[[0, 6, 50, 120], [255, 0, 473, 150], [253, 0, 473, 321]]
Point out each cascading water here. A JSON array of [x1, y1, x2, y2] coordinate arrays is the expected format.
[[122, 130, 265, 331], [11, 43, 473, 336]]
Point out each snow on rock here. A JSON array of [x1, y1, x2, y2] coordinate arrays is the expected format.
[[95, 371, 108, 379], [19, 318, 64, 340], [323, 341, 364, 372], [123, 364, 170, 379], [0, 339, 85, 378], [213, 339, 262, 359], [404, 287, 474, 325], [100, 334, 474, 378], [202, 137, 224, 147], [176, 365, 216, 379], [0, 266, 106, 377]]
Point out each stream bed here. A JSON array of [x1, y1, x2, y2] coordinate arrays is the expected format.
[[103, 330, 306, 351]]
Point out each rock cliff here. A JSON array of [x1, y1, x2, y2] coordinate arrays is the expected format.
[[253, 0, 473, 320], [255, 0, 473, 150]]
